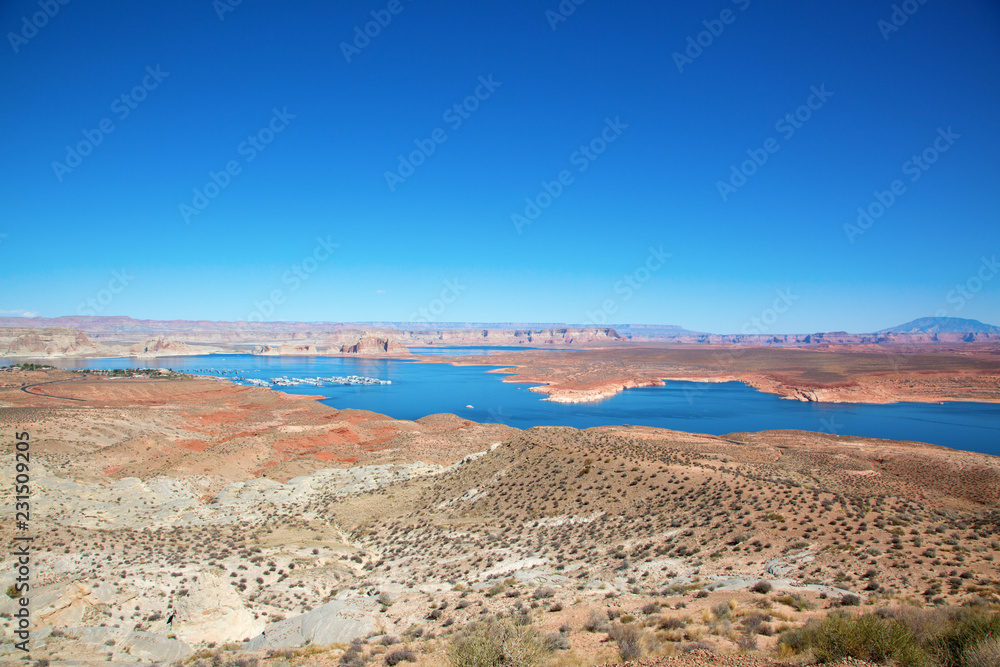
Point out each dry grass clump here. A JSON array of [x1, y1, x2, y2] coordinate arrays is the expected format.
[[447, 617, 549, 667], [964, 636, 1000, 667], [779, 604, 1000, 666], [608, 623, 644, 661]]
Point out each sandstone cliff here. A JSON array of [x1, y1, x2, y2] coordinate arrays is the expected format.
[[128, 338, 198, 358], [340, 334, 409, 355], [0, 327, 105, 358]]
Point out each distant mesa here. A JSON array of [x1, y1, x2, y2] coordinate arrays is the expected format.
[[340, 333, 408, 355], [0, 327, 104, 358], [879, 316, 1000, 335], [129, 338, 194, 358]]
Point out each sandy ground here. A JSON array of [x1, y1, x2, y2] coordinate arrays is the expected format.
[[0, 369, 997, 666], [417, 343, 1000, 405]]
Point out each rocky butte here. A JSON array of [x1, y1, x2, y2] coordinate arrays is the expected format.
[[338, 333, 409, 355]]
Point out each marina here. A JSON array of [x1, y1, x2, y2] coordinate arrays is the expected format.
[[19, 353, 1000, 456], [174, 367, 391, 388]]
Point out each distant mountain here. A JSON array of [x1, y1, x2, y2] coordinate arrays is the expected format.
[[879, 317, 1000, 335]]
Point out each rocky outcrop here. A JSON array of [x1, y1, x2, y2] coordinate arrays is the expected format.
[[0, 327, 105, 357], [174, 572, 263, 644], [128, 337, 196, 358], [244, 595, 379, 649], [65, 627, 193, 663], [340, 333, 409, 355]]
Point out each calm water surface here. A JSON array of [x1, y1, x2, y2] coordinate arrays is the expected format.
[[15, 353, 1000, 457]]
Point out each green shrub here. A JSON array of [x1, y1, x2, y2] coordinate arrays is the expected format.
[[779, 611, 928, 666], [924, 606, 1000, 667], [447, 618, 549, 667]]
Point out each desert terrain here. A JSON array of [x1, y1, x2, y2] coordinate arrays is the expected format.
[[1, 367, 997, 666], [449, 344, 1000, 405], [4, 318, 1000, 409]]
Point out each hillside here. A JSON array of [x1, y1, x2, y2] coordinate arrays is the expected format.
[[1, 370, 997, 665]]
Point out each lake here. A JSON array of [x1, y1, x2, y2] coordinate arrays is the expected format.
[[14, 353, 1000, 457]]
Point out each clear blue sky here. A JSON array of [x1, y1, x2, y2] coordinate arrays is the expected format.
[[1, 0, 998, 333]]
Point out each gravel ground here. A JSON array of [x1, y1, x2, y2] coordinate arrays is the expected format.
[[608, 652, 877, 667]]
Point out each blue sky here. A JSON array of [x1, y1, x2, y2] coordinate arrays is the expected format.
[[1, 0, 998, 333]]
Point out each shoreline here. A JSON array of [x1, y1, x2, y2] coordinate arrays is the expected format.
[[7, 348, 1000, 408]]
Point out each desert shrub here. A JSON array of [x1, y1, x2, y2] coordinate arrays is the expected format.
[[737, 632, 757, 651], [779, 611, 925, 666], [711, 601, 732, 619], [750, 580, 772, 594], [380, 635, 401, 646], [548, 603, 563, 612], [641, 602, 660, 615], [384, 648, 415, 666], [742, 612, 771, 635], [608, 624, 644, 662], [775, 593, 814, 611], [447, 618, 548, 667], [964, 636, 1000, 667], [840, 594, 862, 607], [543, 631, 569, 651], [924, 606, 1000, 667], [340, 644, 367, 667], [658, 617, 685, 630], [583, 609, 609, 633], [224, 659, 258, 667], [532, 587, 555, 600], [681, 641, 713, 653]]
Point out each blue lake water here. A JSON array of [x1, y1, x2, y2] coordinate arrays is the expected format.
[[15, 354, 1000, 457]]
